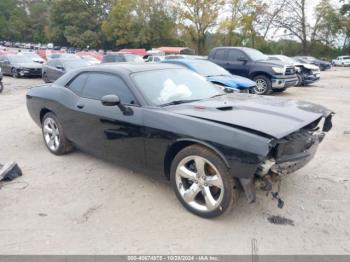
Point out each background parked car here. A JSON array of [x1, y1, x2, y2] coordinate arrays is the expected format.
[[268, 55, 320, 86], [80, 55, 101, 65], [0, 54, 42, 78], [0, 67, 3, 93], [20, 52, 45, 64], [101, 52, 144, 63], [42, 58, 90, 83], [294, 56, 331, 71], [332, 56, 350, 66], [208, 47, 298, 95], [162, 59, 256, 93], [47, 53, 80, 61], [144, 55, 165, 62]]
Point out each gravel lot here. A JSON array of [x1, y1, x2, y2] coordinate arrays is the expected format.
[[0, 68, 349, 255]]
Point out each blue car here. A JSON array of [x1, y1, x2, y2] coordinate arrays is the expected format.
[[162, 59, 256, 93]]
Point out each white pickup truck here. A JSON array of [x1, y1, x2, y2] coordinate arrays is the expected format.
[[332, 56, 350, 66]]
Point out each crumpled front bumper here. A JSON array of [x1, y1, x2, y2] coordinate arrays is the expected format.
[[239, 112, 334, 203]]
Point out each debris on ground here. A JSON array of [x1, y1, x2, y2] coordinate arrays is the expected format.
[[76, 204, 103, 224], [271, 192, 285, 209], [267, 215, 295, 226], [0, 162, 22, 182]]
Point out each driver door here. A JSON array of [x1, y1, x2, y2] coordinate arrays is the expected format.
[[68, 72, 145, 166]]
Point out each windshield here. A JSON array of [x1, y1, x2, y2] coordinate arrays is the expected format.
[[132, 69, 223, 106], [295, 57, 308, 63], [8, 55, 33, 63], [22, 53, 40, 59], [189, 61, 230, 77], [124, 54, 144, 62], [244, 49, 268, 61], [62, 60, 89, 70]]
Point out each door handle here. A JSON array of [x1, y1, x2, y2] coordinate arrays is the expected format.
[[76, 102, 85, 109]]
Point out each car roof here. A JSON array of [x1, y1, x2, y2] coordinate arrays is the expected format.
[[211, 46, 256, 51], [164, 58, 210, 65], [82, 63, 182, 74]]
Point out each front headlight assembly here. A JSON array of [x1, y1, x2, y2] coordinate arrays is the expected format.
[[272, 66, 285, 74]]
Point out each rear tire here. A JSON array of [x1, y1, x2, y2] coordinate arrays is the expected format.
[[0, 81, 3, 93], [170, 145, 240, 218], [253, 75, 271, 95], [42, 112, 74, 155]]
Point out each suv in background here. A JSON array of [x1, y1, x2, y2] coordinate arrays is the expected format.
[[208, 47, 298, 95]]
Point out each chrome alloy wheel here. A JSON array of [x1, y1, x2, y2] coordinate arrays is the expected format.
[[175, 156, 224, 212], [43, 117, 60, 151], [254, 79, 268, 94]]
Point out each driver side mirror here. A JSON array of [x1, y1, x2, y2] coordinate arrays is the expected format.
[[101, 94, 133, 116], [101, 94, 120, 106]]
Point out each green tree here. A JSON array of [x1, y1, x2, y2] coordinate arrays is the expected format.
[[174, 0, 225, 54], [340, 0, 350, 53], [26, 0, 51, 43], [48, 0, 111, 48], [312, 0, 341, 50], [102, 0, 179, 49], [0, 0, 28, 41]]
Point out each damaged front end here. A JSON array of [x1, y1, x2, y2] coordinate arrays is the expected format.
[[241, 111, 334, 205]]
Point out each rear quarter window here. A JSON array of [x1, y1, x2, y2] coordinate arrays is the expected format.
[[67, 73, 88, 96]]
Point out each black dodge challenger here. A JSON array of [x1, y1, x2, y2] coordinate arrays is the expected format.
[[26, 63, 333, 218]]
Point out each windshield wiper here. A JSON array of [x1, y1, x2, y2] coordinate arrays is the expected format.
[[210, 94, 226, 99], [160, 99, 200, 107]]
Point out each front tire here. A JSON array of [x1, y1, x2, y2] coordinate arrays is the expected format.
[[296, 73, 303, 87], [0, 81, 3, 93], [42, 112, 73, 155], [12, 68, 19, 78], [170, 145, 240, 218], [253, 75, 271, 95], [43, 72, 49, 83]]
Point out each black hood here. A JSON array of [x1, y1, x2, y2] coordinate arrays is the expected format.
[[166, 94, 332, 139], [254, 59, 293, 67]]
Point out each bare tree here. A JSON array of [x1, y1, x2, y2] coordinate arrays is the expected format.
[[274, 0, 309, 53]]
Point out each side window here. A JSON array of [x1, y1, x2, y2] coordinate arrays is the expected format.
[[82, 73, 136, 104], [214, 49, 226, 61], [227, 50, 241, 61], [0, 55, 4, 62], [67, 73, 88, 96]]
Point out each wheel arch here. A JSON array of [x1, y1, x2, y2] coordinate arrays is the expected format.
[[163, 138, 230, 179], [40, 108, 53, 124], [249, 71, 272, 80]]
